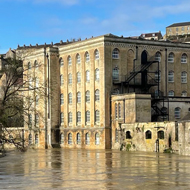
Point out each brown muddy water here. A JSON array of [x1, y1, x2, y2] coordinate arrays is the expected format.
[[0, 149, 190, 190]]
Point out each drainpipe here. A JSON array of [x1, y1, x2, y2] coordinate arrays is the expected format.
[[165, 48, 167, 96]]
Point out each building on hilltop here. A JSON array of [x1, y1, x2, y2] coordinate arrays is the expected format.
[[140, 31, 162, 40], [2, 33, 190, 153]]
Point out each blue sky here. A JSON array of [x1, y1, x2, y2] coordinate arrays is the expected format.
[[0, 0, 190, 53]]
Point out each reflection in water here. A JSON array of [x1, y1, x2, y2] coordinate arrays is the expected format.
[[0, 149, 190, 189]]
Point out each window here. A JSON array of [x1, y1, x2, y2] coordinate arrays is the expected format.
[[168, 71, 174, 82], [95, 89, 99, 101], [115, 129, 119, 143], [95, 110, 100, 123], [182, 26, 185, 31], [175, 107, 181, 119], [77, 92, 81, 103], [60, 75, 64, 86], [155, 52, 161, 62], [85, 52, 90, 62], [168, 53, 174, 63], [68, 93, 72, 104], [76, 54, 81, 64], [95, 50, 99, 60], [118, 103, 121, 118], [77, 112, 81, 124], [68, 133, 72, 144], [113, 88, 119, 94], [35, 78, 39, 88], [155, 70, 161, 82], [86, 70, 90, 82], [126, 131, 132, 139], [29, 78, 32, 89], [158, 130, 164, 139], [86, 91, 90, 102], [68, 73, 72, 84], [181, 53, 187, 63], [35, 134, 39, 144], [60, 133, 64, 144], [85, 133, 90, 145], [95, 68, 99, 81], [60, 94, 64, 105], [28, 62, 31, 70], [77, 72, 81, 83], [68, 56, 72, 66], [115, 103, 118, 119], [85, 111, 90, 124], [28, 114, 32, 125], [35, 114, 39, 125], [181, 71, 187, 83], [95, 133, 100, 145], [113, 67, 119, 80], [29, 134, 32, 145], [76, 133, 81, 144], [34, 60, 38, 68], [161, 107, 167, 119], [60, 58, 64, 67], [176, 27, 178, 32], [155, 90, 161, 97], [60, 112, 64, 123], [145, 130, 152, 139], [168, 90, 174, 97], [182, 91, 187, 97], [112, 48, 119, 59], [36, 95, 39, 106], [68, 112, 72, 123]]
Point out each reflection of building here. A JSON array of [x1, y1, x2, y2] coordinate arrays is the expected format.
[[2, 33, 190, 152]]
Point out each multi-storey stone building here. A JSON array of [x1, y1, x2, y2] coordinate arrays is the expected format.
[[2, 33, 190, 150]]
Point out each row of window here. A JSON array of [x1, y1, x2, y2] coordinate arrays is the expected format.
[[28, 60, 39, 70], [59, 50, 99, 67], [28, 134, 39, 145], [60, 110, 100, 124], [60, 90, 100, 105], [60, 132, 100, 145], [168, 90, 187, 97], [28, 114, 39, 125]]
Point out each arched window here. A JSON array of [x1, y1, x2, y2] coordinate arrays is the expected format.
[[158, 130, 164, 139], [85, 111, 90, 124], [35, 134, 39, 144], [86, 70, 90, 82], [115, 103, 118, 119], [60, 75, 64, 86], [95, 89, 99, 101], [34, 60, 38, 68], [68, 112, 72, 123], [77, 92, 81, 103], [28, 62, 31, 70], [68, 56, 72, 66], [95, 68, 99, 81], [168, 71, 174, 82], [77, 112, 81, 124], [168, 52, 174, 63], [155, 52, 161, 62], [118, 103, 121, 118], [85, 52, 90, 62], [145, 130, 152, 139], [60, 133, 64, 144], [68, 93, 72, 104], [60, 58, 64, 67], [95, 133, 100, 145], [76, 54, 81, 64], [76, 133, 81, 144], [155, 70, 161, 82], [86, 91, 90, 102], [28, 114, 32, 125], [85, 133, 90, 145], [126, 131, 132, 139], [60, 112, 64, 123], [112, 48, 119, 59], [29, 134, 32, 145], [161, 107, 167, 119], [168, 90, 174, 97], [95, 50, 99, 60], [181, 53, 187, 63], [113, 66, 119, 80], [68, 133, 72, 144], [36, 95, 39, 106], [175, 107, 181, 119], [35, 114, 39, 125], [77, 72, 81, 83], [60, 93, 64, 105], [182, 91, 187, 97], [181, 71, 187, 83], [115, 129, 119, 142], [68, 73, 72, 84], [95, 110, 100, 123]]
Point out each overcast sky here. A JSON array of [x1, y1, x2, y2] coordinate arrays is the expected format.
[[0, 0, 190, 53]]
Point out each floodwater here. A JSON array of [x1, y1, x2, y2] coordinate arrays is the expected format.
[[0, 149, 190, 190]]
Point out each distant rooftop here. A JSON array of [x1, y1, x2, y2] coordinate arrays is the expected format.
[[167, 22, 190, 28]]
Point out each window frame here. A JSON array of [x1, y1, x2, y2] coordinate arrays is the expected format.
[[112, 48, 119, 59]]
